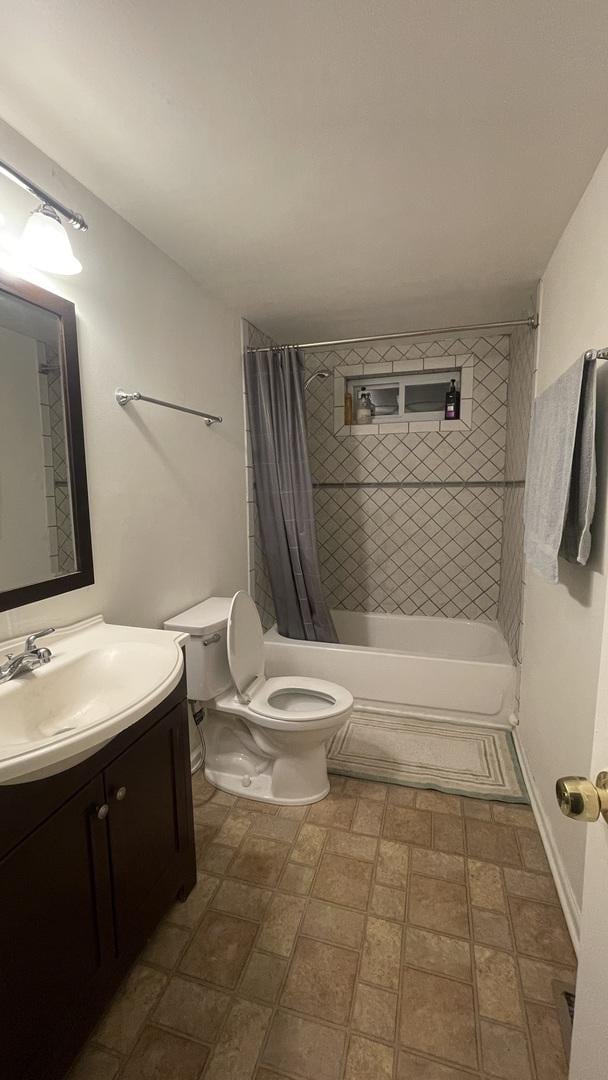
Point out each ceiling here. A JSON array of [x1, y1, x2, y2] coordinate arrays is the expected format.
[[1, 1, 608, 342]]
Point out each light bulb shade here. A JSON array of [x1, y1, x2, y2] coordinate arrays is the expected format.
[[19, 205, 82, 275]]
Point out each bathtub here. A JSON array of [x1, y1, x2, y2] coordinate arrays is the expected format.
[[264, 609, 516, 727]]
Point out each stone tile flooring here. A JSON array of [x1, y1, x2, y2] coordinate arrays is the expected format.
[[67, 773, 577, 1080]]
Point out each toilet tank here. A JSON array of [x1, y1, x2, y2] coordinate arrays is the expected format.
[[164, 597, 233, 701]]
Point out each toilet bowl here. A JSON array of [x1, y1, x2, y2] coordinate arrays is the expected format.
[[164, 592, 353, 804]]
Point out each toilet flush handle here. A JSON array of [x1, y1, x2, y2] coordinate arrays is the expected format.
[[203, 633, 221, 647]]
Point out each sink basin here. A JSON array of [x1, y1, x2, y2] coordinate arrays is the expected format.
[[0, 617, 187, 783]]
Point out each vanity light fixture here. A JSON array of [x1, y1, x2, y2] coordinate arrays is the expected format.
[[0, 157, 87, 276], [20, 204, 82, 275]]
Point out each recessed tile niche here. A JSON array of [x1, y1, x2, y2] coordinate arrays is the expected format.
[[334, 353, 474, 437]]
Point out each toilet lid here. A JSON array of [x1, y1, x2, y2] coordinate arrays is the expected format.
[[227, 590, 265, 695]]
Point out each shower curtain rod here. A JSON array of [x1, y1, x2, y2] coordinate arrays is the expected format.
[[248, 315, 539, 353]]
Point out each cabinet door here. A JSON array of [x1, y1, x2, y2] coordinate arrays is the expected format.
[[0, 775, 114, 1080], [105, 702, 190, 958]]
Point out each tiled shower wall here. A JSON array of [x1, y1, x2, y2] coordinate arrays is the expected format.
[[304, 334, 510, 620], [244, 326, 536, 641], [497, 326, 537, 665]]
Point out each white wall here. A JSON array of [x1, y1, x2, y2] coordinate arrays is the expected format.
[[0, 325, 50, 590], [0, 118, 247, 639], [518, 144, 608, 931]]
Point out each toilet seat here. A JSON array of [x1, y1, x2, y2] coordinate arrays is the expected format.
[[248, 675, 353, 723], [226, 592, 352, 726]]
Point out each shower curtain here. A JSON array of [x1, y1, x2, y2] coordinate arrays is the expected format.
[[245, 346, 338, 642]]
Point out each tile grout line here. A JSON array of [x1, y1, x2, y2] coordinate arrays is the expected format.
[[339, 789, 370, 1080], [311, 779, 366, 1080], [156, 792, 259, 1080], [199, 799, 306, 1079], [395, 794, 411, 1080], [509, 827, 542, 1080], [463, 815, 488, 1080], [346, 785, 394, 1080], [246, 795, 334, 1080], [105, 967, 175, 1080]]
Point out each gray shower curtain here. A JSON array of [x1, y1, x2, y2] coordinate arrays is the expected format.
[[245, 346, 338, 642]]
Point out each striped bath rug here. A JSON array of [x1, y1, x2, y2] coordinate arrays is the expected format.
[[327, 707, 528, 803]]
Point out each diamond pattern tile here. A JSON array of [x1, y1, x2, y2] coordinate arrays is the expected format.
[[305, 335, 508, 486], [303, 334, 510, 621], [315, 485, 503, 620]]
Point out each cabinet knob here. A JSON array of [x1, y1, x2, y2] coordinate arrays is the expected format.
[[96, 803, 110, 821], [115, 786, 127, 802]]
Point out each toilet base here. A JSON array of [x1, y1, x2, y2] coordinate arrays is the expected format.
[[201, 702, 348, 806], [204, 765, 329, 805]]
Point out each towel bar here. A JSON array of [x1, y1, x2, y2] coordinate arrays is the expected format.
[[115, 388, 222, 426]]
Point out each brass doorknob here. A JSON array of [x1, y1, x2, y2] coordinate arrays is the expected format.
[[556, 772, 608, 822]]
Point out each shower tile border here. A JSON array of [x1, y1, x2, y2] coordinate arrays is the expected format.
[[313, 480, 525, 490]]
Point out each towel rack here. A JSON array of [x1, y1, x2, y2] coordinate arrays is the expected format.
[[115, 388, 222, 426]]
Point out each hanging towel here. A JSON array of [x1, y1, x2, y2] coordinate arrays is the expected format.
[[524, 354, 597, 583], [561, 356, 597, 566]]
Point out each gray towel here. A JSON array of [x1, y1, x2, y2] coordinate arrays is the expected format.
[[561, 356, 596, 565], [524, 354, 597, 583]]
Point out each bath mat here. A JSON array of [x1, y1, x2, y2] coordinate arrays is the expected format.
[[327, 707, 528, 802]]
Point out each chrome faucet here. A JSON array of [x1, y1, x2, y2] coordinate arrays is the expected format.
[[0, 628, 55, 684]]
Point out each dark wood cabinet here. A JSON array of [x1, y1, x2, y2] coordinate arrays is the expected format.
[[0, 673, 195, 1080], [0, 775, 115, 1080], [106, 705, 188, 957]]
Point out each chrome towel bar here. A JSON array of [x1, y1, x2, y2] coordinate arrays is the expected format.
[[115, 388, 222, 426]]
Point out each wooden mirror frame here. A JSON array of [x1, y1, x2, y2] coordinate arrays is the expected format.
[[0, 272, 94, 612]]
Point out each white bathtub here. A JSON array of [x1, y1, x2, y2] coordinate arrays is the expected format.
[[264, 609, 516, 727]]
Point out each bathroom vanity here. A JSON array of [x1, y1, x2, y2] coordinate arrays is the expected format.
[[0, 672, 195, 1080]]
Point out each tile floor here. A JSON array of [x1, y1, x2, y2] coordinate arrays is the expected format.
[[67, 774, 576, 1080]]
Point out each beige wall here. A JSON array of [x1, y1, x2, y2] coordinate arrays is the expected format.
[[518, 144, 608, 929], [0, 119, 247, 639]]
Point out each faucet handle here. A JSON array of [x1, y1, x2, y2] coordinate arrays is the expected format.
[[24, 628, 55, 652]]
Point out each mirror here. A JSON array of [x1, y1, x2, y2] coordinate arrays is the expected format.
[[0, 273, 93, 611]]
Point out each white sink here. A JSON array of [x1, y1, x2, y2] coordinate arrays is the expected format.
[[0, 616, 187, 784]]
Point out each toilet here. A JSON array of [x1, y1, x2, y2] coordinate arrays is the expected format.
[[164, 591, 353, 804]]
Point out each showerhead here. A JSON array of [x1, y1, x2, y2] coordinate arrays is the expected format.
[[304, 369, 331, 389]]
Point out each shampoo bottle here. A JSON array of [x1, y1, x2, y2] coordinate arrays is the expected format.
[[445, 378, 460, 421]]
